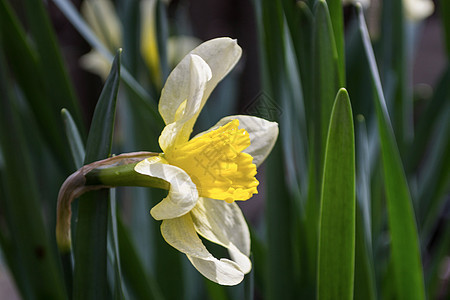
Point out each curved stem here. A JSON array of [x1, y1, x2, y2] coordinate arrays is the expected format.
[[56, 152, 166, 252]]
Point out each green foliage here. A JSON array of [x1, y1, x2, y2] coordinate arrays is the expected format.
[[73, 50, 122, 300], [317, 89, 355, 300], [0, 0, 448, 299]]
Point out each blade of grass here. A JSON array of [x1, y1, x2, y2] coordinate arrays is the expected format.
[[265, 141, 296, 299], [354, 208, 377, 300], [61, 109, 86, 169], [418, 100, 450, 241], [0, 45, 67, 300], [0, 0, 76, 172], [117, 216, 163, 300], [354, 115, 376, 299], [108, 191, 125, 300], [325, 0, 345, 84], [60, 108, 87, 297], [357, 7, 425, 300], [378, 0, 410, 152], [317, 88, 355, 300], [257, 0, 298, 298], [20, 0, 84, 131], [312, 0, 341, 192], [407, 66, 449, 174], [73, 50, 122, 299], [355, 115, 372, 246], [425, 214, 450, 299], [244, 256, 254, 300]]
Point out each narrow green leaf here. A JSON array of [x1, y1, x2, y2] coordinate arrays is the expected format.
[[258, 0, 285, 96], [378, 0, 410, 152], [408, 67, 450, 173], [357, 8, 425, 300], [205, 280, 229, 300], [354, 208, 377, 300], [425, 219, 450, 299], [73, 50, 122, 300], [84, 51, 121, 163], [0, 46, 67, 300], [244, 256, 254, 300], [325, 0, 345, 84], [61, 109, 86, 169], [355, 115, 372, 246], [0, 0, 76, 171], [312, 0, 341, 189], [20, 0, 84, 131], [257, 0, 298, 298], [354, 117, 377, 300], [418, 101, 450, 237], [265, 141, 296, 299], [117, 217, 163, 300], [317, 88, 355, 300], [108, 192, 125, 300], [282, 1, 314, 127], [60, 108, 86, 297]]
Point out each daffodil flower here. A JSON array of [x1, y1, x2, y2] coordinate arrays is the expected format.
[[56, 37, 278, 285], [132, 37, 278, 285]]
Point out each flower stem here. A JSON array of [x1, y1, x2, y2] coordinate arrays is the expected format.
[[56, 152, 168, 253]]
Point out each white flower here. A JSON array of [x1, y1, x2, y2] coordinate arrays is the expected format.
[[134, 37, 278, 285]]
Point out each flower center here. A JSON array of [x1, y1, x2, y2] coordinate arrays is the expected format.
[[164, 119, 258, 203]]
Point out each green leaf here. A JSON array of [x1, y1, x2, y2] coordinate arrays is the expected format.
[[257, 0, 298, 298], [117, 216, 163, 300], [354, 208, 377, 300], [0, 0, 76, 172], [108, 192, 125, 300], [357, 8, 425, 300], [325, 0, 345, 84], [425, 219, 450, 299], [0, 45, 67, 300], [312, 0, 341, 189], [378, 0, 410, 153], [19, 0, 84, 133], [265, 141, 296, 299], [61, 109, 86, 169], [317, 88, 355, 300], [417, 100, 450, 238], [354, 117, 377, 300], [408, 67, 450, 173], [73, 50, 122, 299]]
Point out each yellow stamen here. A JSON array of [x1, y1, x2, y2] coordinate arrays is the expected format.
[[164, 119, 258, 202]]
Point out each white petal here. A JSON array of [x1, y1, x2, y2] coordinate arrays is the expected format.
[[191, 198, 252, 274], [404, 0, 434, 21], [158, 54, 212, 151], [134, 157, 198, 220], [198, 115, 279, 167], [79, 50, 111, 80], [159, 37, 242, 126], [81, 0, 122, 49], [161, 214, 245, 285]]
